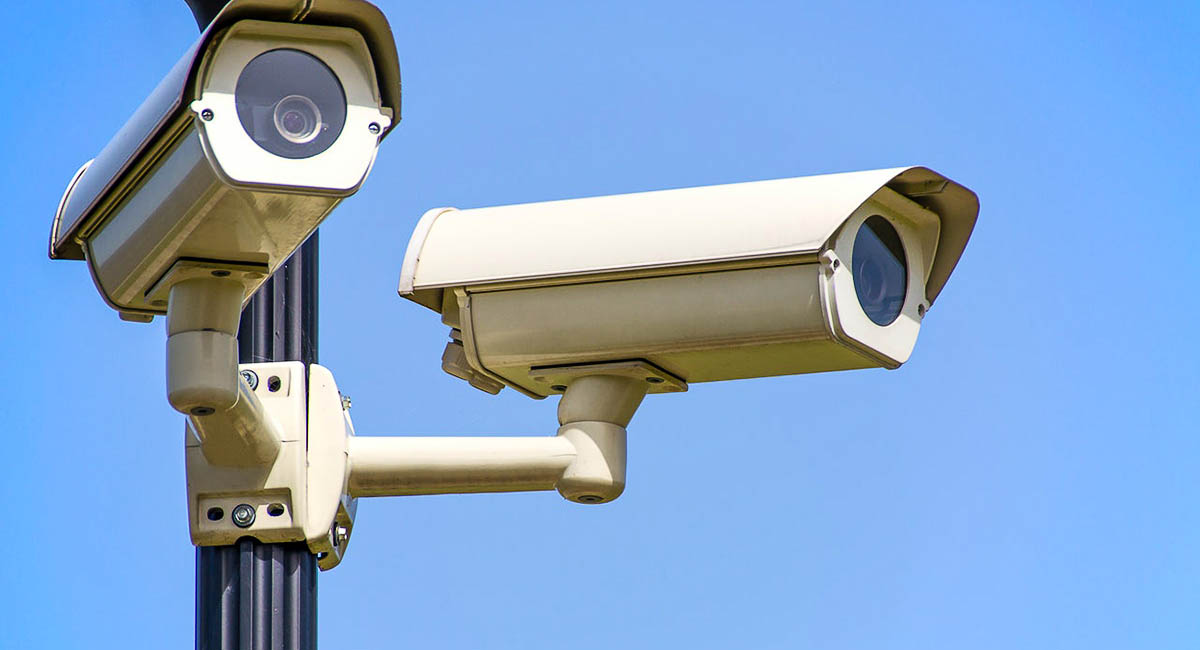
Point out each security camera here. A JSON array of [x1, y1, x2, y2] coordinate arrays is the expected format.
[[399, 166, 978, 401], [47, 1, 400, 432], [50, 5, 400, 319], [384, 166, 976, 504]]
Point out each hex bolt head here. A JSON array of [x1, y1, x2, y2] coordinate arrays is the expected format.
[[232, 504, 256, 528], [200, 108, 214, 121], [368, 122, 381, 134]]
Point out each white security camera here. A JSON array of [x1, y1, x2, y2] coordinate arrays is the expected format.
[[50, 6, 400, 319], [389, 166, 976, 504], [399, 166, 978, 400], [47, 1, 400, 439]]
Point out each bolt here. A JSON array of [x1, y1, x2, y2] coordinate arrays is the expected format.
[[368, 122, 381, 134], [240, 369, 259, 390], [200, 108, 214, 121], [232, 504, 256, 528], [341, 394, 352, 410], [334, 526, 349, 546], [190, 406, 215, 416]]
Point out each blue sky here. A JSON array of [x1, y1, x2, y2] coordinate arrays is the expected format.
[[2, 1, 1198, 648]]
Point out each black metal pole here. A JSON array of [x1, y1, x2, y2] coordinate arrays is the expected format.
[[185, 5, 319, 647]]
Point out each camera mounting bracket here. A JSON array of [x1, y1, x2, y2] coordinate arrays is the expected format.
[[187, 360, 670, 569], [186, 361, 356, 570]]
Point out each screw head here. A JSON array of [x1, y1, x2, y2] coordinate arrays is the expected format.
[[368, 122, 381, 134], [200, 108, 214, 121], [231, 504, 256, 528], [240, 369, 259, 390]]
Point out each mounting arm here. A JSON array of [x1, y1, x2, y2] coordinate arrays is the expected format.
[[347, 375, 646, 503], [185, 366, 655, 570]]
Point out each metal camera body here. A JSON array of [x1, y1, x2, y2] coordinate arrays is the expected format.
[[48, 0, 399, 421], [49, 0, 400, 321], [399, 166, 979, 400]]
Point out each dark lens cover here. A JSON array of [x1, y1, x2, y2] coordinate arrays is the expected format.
[[235, 49, 346, 159], [852, 215, 907, 326]]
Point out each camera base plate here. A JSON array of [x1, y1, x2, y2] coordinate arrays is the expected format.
[[528, 359, 687, 395], [145, 258, 270, 311]]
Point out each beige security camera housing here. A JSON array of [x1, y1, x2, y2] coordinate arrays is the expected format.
[[49, 0, 401, 321], [399, 166, 978, 399]]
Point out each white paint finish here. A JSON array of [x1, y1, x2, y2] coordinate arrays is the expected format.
[[306, 364, 357, 570], [186, 362, 309, 547], [347, 435, 577, 497]]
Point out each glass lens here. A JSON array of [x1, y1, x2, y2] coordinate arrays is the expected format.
[[274, 95, 322, 144], [852, 215, 907, 326], [235, 49, 346, 159]]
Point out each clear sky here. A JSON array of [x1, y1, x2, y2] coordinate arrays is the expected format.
[[2, 1, 1198, 648]]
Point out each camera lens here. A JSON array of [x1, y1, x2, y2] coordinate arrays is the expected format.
[[235, 49, 346, 159], [273, 95, 322, 144], [852, 215, 907, 326]]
